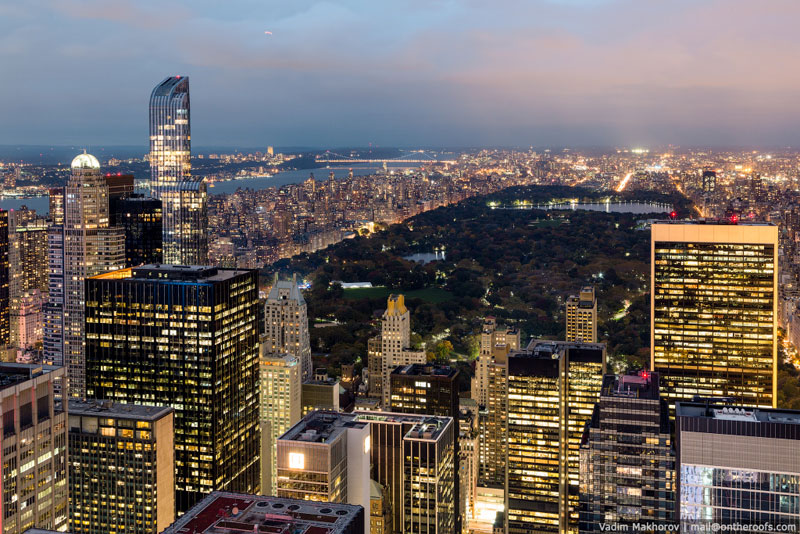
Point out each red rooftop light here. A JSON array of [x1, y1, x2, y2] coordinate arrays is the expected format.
[[730, 214, 739, 224]]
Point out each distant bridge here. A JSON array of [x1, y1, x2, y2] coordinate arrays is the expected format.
[[315, 150, 456, 165]]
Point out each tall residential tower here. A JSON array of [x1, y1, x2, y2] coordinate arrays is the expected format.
[[262, 274, 312, 381]]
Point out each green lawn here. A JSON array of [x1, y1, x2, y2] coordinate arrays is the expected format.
[[343, 286, 453, 303]]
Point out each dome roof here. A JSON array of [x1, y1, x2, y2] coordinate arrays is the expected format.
[[71, 153, 100, 170]]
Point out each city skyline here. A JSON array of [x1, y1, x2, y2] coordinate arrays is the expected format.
[[3, 1, 800, 147]]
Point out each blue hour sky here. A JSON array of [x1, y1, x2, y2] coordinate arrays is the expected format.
[[1, 0, 799, 148]]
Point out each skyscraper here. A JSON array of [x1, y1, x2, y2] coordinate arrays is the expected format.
[[109, 194, 163, 267], [8, 208, 48, 351], [149, 76, 208, 265], [565, 286, 597, 343], [258, 348, 301, 496], [378, 295, 426, 407], [263, 273, 312, 381], [651, 221, 778, 408], [506, 340, 606, 534], [0, 210, 9, 348], [676, 401, 800, 526], [579, 372, 675, 531], [0, 363, 68, 533], [68, 400, 175, 534], [85, 265, 261, 512], [356, 411, 456, 534], [471, 317, 519, 408], [276, 411, 371, 534], [48, 153, 125, 397]]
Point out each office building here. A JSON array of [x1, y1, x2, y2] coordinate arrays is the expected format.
[[104, 174, 134, 199], [565, 286, 597, 343], [379, 295, 426, 407], [42, 225, 63, 366], [149, 76, 207, 265], [50, 153, 125, 397], [85, 264, 261, 513], [651, 221, 778, 408], [389, 363, 459, 418], [506, 340, 606, 534], [276, 411, 370, 533], [68, 400, 175, 534], [355, 411, 456, 534], [676, 401, 800, 526], [160, 180, 208, 265], [263, 273, 312, 381], [301, 371, 341, 415], [258, 348, 301, 496], [109, 195, 163, 267], [471, 317, 519, 409], [367, 336, 383, 398], [0, 210, 8, 347], [459, 399, 480, 530], [0, 363, 68, 533], [579, 372, 675, 531], [162, 492, 365, 534]]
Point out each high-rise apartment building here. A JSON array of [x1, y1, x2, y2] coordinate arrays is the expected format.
[[301, 372, 341, 415], [8, 209, 47, 350], [378, 295, 426, 406], [109, 195, 163, 267], [355, 411, 456, 534], [565, 286, 597, 343], [263, 274, 312, 381], [651, 221, 778, 408], [42, 224, 63, 366], [277, 411, 371, 533], [48, 153, 125, 397], [13, 290, 43, 351], [84, 264, 261, 513], [258, 347, 301, 496], [676, 401, 800, 526], [149, 76, 208, 265], [68, 400, 175, 534], [0, 363, 68, 533], [0, 210, 8, 351], [479, 343, 512, 490], [471, 317, 519, 408], [161, 492, 365, 534], [579, 372, 675, 531], [506, 340, 606, 534]]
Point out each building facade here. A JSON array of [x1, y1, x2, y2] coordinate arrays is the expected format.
[[263, 274, 312, 381], [651, 221, 778, 408], [149, 76, 208, 265], [506, 341, 606, 534], [0, 210, 8, 349], [109, 195, 163, 267], [676, 401, 800, 526], [84, 265, 261, 513], [566, 286, 597, 343], [0, 364, 68, 534], [379, 295, 426, 407], [471, 317, 520, 408], [579, 372, 675, 531], [68, 400, 175, 534], [258, 348, 301, 496]]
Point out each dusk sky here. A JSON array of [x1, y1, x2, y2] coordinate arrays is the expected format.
[[1, 0, 799, 148]]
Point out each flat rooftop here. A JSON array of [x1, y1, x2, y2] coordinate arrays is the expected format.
[[652, 219, 775, 226], [90, 264, 254, 282], [524, 339, 606, 354], [391, 363, 458, 379], [68, 399, 173, 421], [677, 402, 800, 425], [0, 363, 61, 392], [161, 491, 363, 534], [279, 411, 366, 444], [601, 371, 660, 401], [355, 411, 452, 441]]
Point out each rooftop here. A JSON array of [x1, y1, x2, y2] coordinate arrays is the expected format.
[[601, 371, 660, 401], [0, 363, 61, 392], [676, 401, 800, 425], [160, 491, 363, 534], [68, 399, 173, 421], [652, 219, 775, 226], [524, 339, 606, 356], [267, 273, 306, 305], [391, 363, 458, 379], [279, 411, 366, 444], [89, 265, 254, 283], [355, 411, 452, 441], [151, 76, 188, 99]]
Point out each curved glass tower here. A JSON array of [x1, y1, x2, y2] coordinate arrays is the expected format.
[[149, 76, 208, 265]]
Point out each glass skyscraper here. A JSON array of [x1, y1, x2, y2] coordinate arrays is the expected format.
[[651, 221, 778, 409], [84, 265, 261, 513], [149, 76, 208, 265]]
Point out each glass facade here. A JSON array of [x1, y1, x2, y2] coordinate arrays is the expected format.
[[109, 195, 163, 267], [506, 342, 605, 534], [84, 266, 260, 513], [652, 223, 778, 409]]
